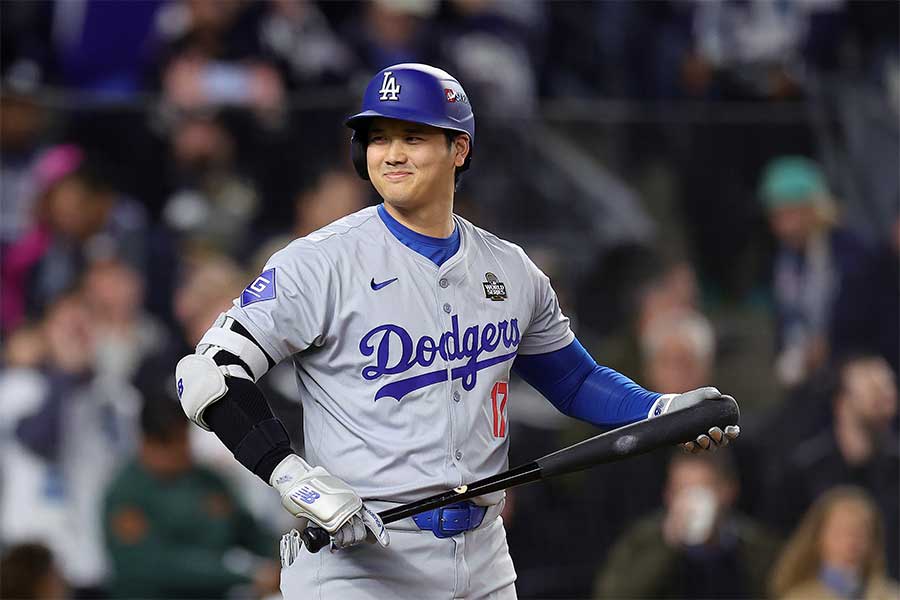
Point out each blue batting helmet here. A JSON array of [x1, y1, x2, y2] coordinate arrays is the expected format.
[[345, 63, 475, 180]]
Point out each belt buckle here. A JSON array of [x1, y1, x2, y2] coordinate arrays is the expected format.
[[433, 503, 468, 538], [412, 501, 487, 539]]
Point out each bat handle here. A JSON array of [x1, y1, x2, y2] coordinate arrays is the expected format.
[[300, 526, 331, 553]]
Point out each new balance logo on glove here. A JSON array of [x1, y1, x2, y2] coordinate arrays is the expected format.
[[293, 486, 321, 505]]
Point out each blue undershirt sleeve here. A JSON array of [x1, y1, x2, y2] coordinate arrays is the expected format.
[[512, 338, 661, 427]]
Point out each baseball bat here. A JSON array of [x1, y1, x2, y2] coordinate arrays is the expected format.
[[300, 396, 739, 553]]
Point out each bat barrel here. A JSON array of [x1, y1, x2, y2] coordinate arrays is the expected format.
[[536, 396, 739, 478]]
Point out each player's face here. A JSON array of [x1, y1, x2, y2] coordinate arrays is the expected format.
[[366, 118, 468, 209]]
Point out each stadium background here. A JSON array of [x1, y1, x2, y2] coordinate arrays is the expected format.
[[0, 1, 897, 598]]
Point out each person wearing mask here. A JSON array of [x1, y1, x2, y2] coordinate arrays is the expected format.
[[595, 450, 779, 599]]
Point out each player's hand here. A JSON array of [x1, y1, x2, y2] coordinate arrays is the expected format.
[[649, 387, 740, 453], [270, 455, 390, 550], [328, 504, 389, 551]]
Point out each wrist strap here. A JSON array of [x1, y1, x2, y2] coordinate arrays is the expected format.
[[648, 394, 677, 418]]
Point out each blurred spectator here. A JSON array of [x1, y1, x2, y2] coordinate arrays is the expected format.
[[770, 486, 899, 600], [0, 77, 48, 245], [0, 289, 141, 594], [685, 1, 844, 101], [635, 259, 701, 343], [760, 156, 870, 388], [154, 0, 285, 123], [642, 309, 715, 395], [160, 114, 260, 256], [0, 146, 148, 333], [0, 542, 69, 600], [81, 258, 167, 382], [843, 2, 900, 89], [145, 0, 298, 234], [585, 310, 717, 571], [673, 0, 824, 300], [2, 320, 46, 369], [104, 395, 278, 599], [50, 0, 162, 97], [438, 0, 543, 117], [765, 355, 899, 578], [259, 0, 357, 88], [590, 2, 692, 100], [345, 0, 441, 72], [594, 450, 779, 599], [0, 1, 53, 85], [137, 251, 245, 375], [294, 168, 370, 237], [831, 214, 900, 374], [573, 243, 662, 340], [576, 252, 701, 381]]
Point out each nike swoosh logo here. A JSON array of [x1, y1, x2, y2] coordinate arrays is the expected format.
[[370, 277, 398, 291]]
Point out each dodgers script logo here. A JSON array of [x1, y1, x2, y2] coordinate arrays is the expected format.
[[360, 314, 520, 401]]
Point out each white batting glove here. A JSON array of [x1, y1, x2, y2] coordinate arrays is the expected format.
[[270, 455, 389, 550], [649, 387, 740, 453]]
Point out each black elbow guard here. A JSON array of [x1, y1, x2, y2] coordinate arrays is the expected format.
[[203, 377, 293, 483]]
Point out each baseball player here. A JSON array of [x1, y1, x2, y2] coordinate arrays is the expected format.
[[174, 63, 740, 599]]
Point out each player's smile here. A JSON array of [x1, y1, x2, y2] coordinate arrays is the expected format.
[[383, 170, 413, 182], [365, 117, 461, 209]]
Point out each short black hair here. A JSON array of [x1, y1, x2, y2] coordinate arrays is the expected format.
[[444, 131, 458, 148], [140, 397, 188, 442], [0, 543, 56, 599]]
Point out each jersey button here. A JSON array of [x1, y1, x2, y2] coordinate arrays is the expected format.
[[443, 303, 452, 313], [455, 450, 462, 461], [452, 391, 461, 402], [439, 278, 449, 288]]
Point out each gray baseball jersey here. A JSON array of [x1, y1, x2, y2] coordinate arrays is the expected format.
[[226, 206, 574, 506]]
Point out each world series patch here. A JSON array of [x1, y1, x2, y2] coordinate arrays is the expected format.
[[482, 272, 507, 301]]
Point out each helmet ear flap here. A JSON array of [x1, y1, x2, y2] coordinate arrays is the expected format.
[[350, 130, 369, 180]]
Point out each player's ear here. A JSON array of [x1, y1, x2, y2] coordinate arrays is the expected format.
[[453, 135, 470, 168]]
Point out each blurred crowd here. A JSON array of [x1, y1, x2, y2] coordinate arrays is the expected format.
[[0, 1, 897, 599]]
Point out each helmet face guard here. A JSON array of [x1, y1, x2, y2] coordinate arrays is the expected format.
[[346, 64, 475, 181]]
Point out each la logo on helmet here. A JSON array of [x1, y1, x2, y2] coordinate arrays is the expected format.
[[378, 71, 401, 101]]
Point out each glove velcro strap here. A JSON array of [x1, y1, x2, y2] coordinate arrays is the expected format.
[[233, 418, 292, 475]]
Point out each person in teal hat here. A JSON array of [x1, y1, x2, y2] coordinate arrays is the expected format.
[[759, 156, 869, 388], [760, 157, 837, 249]]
